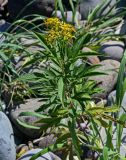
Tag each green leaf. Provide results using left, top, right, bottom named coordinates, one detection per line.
left=30, top=143, right=64, bottom=160
left=16, top=73, right=38, bottom=82
left=117, top=114, right=126, bottom=152
left=19, top=112, right=48, bottom=118
left=57, top=0, right=66, bottom=22
left=58, top=77, right=65, bottom=107
left=103, top=146, right=109, bottom=160
left=68, top=118, right=82, bottom=159
left=87, top=0, right=106, bottom=22
left=72, top=33, right=92, bottom=57
left=17, top=119, right=40, bottom=129
left=116, top=49, right=126, bottom=106
left=105, top=121, right=114, bottom=150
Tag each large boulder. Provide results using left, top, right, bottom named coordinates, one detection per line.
left=116, top=0, right=126, bottom=13
left=100, top=40, right=125, bottom=61
left=53, top=10, right=81, bottom=23
left=0, top=111, right=16, bottom=160
left=8, top=0, right=55, bottom=21
left=90, top=59, right=120, bottom=99
left=0, top=19, right=10, bottom=32
left=18, top=148, right=61, bottom=160
left=108, top=90, right=126, bottom=115
left=10, top=98, right=44, bottom=139
left=79, top=0, right=116, bottom=20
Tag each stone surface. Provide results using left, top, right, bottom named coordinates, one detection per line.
left=108, top=90, right=126, bottom=115
left=0, top=20, right=10, bottom=32
left=90, top=59, right=120, bottom=99
left=100, top=40, right=125, bottom=61
left=115, top=20, right=126, bottom=35
left=82, top=47, right=100, bottom=64
left=18, top=148, right=61, bottom=160
left=38, top=134, right=57, bottom=148
left=116, top=0, right=126, bottom=14
left=16, top=144, right=29, bottom=156
left=0, top=111, right=16, bottom=160
left=53, top=10, right=81, bottom=23
left=101, top=126, right=126, bottom=157
left=107, top=90, right=116, bottom=106
left=88, top=56, right=100, bottom=64
left=79, top=0, right=116, bottom=20
left=0, top=100, right=6, bottom=111
left=107, top=90, right=126, bottom=156
left=10, top=98, right=44, bottom=139
left=8, top=0, right=55, bottom=21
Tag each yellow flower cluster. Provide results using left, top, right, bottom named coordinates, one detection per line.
left=44, top=17, right=61, bottom=30
left=44, top=18, right=76, bottom=43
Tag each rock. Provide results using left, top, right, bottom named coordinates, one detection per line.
left=82, top=47, right=100, bottom=64
left=77, top=20, right=87, bottom=28
left=8, top=0, right=55, bottom=21
left=0, top=111, right=16, bottom=160
left=116, top=0, right=126, bottom=14
left=101, top=125, right=126, bottom=157
left=0, top=100, right=6, bottom=111
left=0, top=20, right=10, bottom=32
left=96, top=99, right=107, bottom=106
left=108, top=90, right=126, bottom=115
left=79, top=0, right=116, bottom=20
left=115, top=20, right=126, bottom=35
left=20, top=37, right=44, bottom=53
left=12, top=123, right=26, bottom=146
left=38, top=134, right=57, bottom=148
left=16, top=144, right=29, bottom=159
left=0, top=33, right=6, bottom=43
left=10, top=98, right=44, bottom=139
left=88, top=56, right=100, bottom=65
left=107, top=90, right=116, bottom=106
left=90, top=59, right=120, bottom=99
left=100, top=41, right=125, bottom=61
left=18, top=148, right=61, bottom=160
left=62, top=0, right=77, bottom=10
left=53, top=10, right=81, bottom=23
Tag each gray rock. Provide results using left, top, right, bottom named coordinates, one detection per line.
left=116, top=0, right=126, bottom=13
left=18, top=148, right=61, bottom=160
left=38, top=134, right=57, bottom=148
left=107, top=90, right=116, bottom=106
left=108, top=90, right=126, bottom=115
left=90, top=59, right=120, bottom=99
left=8, top=0, right=55, bottom=21
left=53, top=10, right=81, bottom=24
left=10, top=98, right=44, bottom=139
left=115, top=20, right=126, bottom=35
left=0, top=33, right=6, bottom=43
left=0, top=100, right=6, bottom=111
left=101, top=126, right=126, bottom=157
left=77, top=20, right=87, bottom=28
left=82, top=47, right=101, bottom=64
left=100, top=41, right=125, bottom=61
left=79, top=0, right=116, bottom=20
left=0, top=20, right=10, bottom=32
left=0, top=111, right=16, bottom=160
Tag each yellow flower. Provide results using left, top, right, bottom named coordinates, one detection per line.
left=44, top=18, right=76, bottom=44
left=44, top=17, right=61, bottom=30
left=45, top=29, right=60, bottom=43
left=60, top=22, right=76, bottom=40
left=60, top=22, right=76, bottom=33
